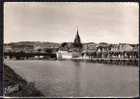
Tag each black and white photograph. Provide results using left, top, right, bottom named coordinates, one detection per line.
left=3, top=2, right=139, bottom=98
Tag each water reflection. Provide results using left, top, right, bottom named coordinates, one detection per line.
left=73, top=61, right=81, bottom=96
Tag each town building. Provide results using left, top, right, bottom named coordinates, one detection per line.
left=118, top=43, right=133, bottom=52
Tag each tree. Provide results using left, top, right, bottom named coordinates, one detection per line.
left=61, top=42, right=67, bottom=47
left=45, top=48, right=53, bottom=53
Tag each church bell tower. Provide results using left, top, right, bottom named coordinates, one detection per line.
left=73, top=26, right=82, bottom=48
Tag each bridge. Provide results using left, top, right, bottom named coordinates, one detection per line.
left=4, top=52, right=57, bottom=60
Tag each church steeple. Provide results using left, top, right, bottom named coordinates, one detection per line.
left=76, top=26, right=79, bottom=35
left=73, top=26, right=82, bottom=48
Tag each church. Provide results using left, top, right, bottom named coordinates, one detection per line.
left=73, top=27, right=82, bottom=52
left=56, top=27, right=83, bottom=59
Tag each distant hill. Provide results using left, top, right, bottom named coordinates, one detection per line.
left=4, top=41, right=138, bottom=50
left=4, top=41, right=61, bottom=48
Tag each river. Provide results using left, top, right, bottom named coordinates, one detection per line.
left=4, top=60, right=139, bottom=97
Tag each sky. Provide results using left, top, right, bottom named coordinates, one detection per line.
left=4, top=2, right=139, bottom=44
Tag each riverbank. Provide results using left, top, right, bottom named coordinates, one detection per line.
left=4, top=64, right=44, bottom=97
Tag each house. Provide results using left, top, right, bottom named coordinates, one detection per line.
left=110, top=44, right=119, bottom=52
left=130, top=44, right=139, bottom=52
left=118, top=43, right=133, bottom=52
left=4, top=44, right=13, bottom=53
left=83, top=42, right=97, bottom=50
left=96, top=42, right=110, bottom=52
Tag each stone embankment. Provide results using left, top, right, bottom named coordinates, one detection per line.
left=70, top=58, right=139, bottom=66
left=4, top=64, right=44, bottom=97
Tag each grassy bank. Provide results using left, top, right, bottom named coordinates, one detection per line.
left=4, top=64, right=44, bottom=97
